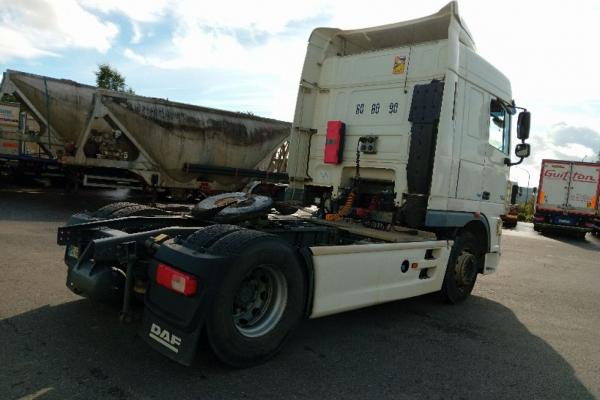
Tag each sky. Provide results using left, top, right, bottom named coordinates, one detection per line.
left=1, top=0, right=599, bottom=188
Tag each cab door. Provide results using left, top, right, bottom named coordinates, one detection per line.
left=456, top=84, right=487, bottom=201
left=482, top=98, right=511, bottom=210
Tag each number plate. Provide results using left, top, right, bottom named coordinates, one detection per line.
left=67, top=245, right=80, bottom=259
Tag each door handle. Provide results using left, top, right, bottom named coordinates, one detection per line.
left=482, top=191, right=490, bottom=200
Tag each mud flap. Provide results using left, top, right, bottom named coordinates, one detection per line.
left=141, top=308, right=203, bottom=366
left=483, top=252, right=500, bottom=274
left=139, top=242, right=231, bottom=365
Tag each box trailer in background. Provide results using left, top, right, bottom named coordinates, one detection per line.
left=534, top=159, right=600, bottom=237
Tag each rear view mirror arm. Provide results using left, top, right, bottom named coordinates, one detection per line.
left=505, top=156, right=525, bottom=167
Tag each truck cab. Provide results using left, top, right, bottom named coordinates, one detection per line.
left=287, top=1, right=530, bottom=274
left=56, top=2, right=531, bottom=368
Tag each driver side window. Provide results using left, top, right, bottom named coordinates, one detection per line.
left=489, top=99, right=510, bottom=153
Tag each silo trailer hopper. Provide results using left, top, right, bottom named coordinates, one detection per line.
left=0, top=70, right=290, bottom=194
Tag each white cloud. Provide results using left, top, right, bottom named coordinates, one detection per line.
left=131, top=22, right=143, bottom=44
left=172, top=0, right=325, bottom=34
left=511, top=122, right=600, bottom=187
left=0, top=0, right=118, bottom=62
left=79, top=0, right=169, bottom=23
left=123, top=0, right=326, bottom=74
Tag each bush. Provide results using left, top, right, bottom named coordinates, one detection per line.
left=515, top=195, right=535, bottom=222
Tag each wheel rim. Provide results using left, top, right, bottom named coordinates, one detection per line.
left=232, top=265, right=288, bottom=338
left=454, top=252, right=477, bottom=291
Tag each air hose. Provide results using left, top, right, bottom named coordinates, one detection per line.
left=325, top=190, right=356, bottom=221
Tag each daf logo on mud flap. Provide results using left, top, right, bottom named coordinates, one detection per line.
left=149, top=323, right=181, bottom=353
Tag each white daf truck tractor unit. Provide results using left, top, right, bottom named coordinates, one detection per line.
left=57, top=2, right=531, bottom=368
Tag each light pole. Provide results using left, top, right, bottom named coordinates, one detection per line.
left=514, top=166, right=530, bottom=203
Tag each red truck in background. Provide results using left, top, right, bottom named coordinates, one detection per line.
left=534, top=159, right=600, bottom=238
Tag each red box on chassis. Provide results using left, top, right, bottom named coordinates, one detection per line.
left=324, top=120, right=345, bottom=164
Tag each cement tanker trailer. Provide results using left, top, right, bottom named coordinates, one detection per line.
left=0, top=70, right=290, bottom=194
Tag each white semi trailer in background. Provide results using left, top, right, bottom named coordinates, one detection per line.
left=534, top=159, right=600, bottom=237
left=57, top=2, right=532, bottom=367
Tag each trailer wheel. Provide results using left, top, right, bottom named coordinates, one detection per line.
left=204, top=231, right=306, bottom=368
left=441, top=231, right=481, bottom=304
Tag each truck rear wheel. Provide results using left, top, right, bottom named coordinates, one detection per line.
left=93, top=202, right=140, bottom=218
left=441, top=231, right=481, bottom=304
left=204, top=230, right=306, bottom=368
left=92, top=202, right=168, bottom=218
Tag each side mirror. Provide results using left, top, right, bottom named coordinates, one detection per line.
left=517, top=111, right=531, bottom=140
left=515, top=143, right=530, bottom=158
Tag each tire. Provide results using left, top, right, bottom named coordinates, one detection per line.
left=184, top=225, right=243, bottom=250
left=110, top=204, right=168, bottom=218
left=92, top=202, right=168, bottom=219
left=274, top=201, right=300, bottom=215
left=203, top=230, right=306, bottom=368
left=192, top=193, right=273, bottom=222
left=92, top=202, right=141, bottom=218
left=441, top=230, right=482, bottom=304
left=503, top=221, right=516, bottom=229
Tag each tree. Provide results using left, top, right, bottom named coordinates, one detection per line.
left=95, top=63, right=134, bottom=94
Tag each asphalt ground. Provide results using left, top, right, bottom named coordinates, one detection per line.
left=1, top=186, right=599, bottom=400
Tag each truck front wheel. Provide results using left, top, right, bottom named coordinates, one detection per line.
left=441, top=231, right=481, bottom=303
left=205, top=232, right=306, bottom=368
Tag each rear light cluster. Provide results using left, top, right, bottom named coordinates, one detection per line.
left=534, top=215, right=545, bottom=222
left=156, top=263, right=198, bottom=296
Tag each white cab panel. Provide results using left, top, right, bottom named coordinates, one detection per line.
left=309, top=240, right=451, bottom=318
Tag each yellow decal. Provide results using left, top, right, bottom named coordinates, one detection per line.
left=392, top=56, right=406, bottom=75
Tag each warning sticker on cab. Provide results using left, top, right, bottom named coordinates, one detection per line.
left=392, top=56, right=406, bottom=75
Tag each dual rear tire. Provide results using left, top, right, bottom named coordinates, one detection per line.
left=182, top=226, right=306, bottom=368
